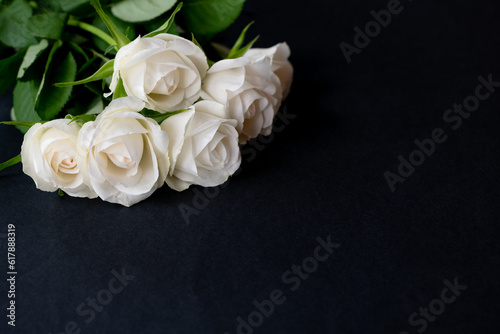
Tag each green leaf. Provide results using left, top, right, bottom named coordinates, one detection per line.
left=85, top=82, right=106, bottom=98
left=17, top=39, right=49, bottom=79
left=68, top=41, right=89, bottom=62
left=51, top=0, right=89, bottom=13
left=144, top=2, right=182, bottom=38
left=89, top=0, right=130, bottom=48
left=66, top=95, right=103, bottom=116
left=111, top=0, right=177, bottom=23
left=36, top=51, right=77, bottom=120
left=55, top=59, right=114, bottom=87
left=13, top=80, right=42, bottom=134
left=0, top=50, right=26, bottom=93
left=33, top=39, right=62, bottom=112
left=182, top=0, right=245, bottom=36
left=86, top=98, right=104, bottom=115
left=0, top=0, right=37, bottom=48
left=0, top=154, right=21, bottom=172
left=26, top=12, right=68, bottom=39
left=112, top=76, right=127, bottom=99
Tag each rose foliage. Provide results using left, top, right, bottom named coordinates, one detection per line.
left=0, top=0, right=293, bottom=206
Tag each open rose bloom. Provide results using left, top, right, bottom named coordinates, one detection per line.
left=161, top=100, right=241, bottom=191
left=21, top=119, right=97, bottom=199
left=77, top=97, right=170, bottom=207
left=19, top=32, right=292, bottom=206
left=202, top=43, right=293, bottom=144
left=107, top=34, right=209, bottom=113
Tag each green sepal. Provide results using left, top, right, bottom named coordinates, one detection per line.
left=227, top=22, right=259, bottom=59
left=65, top=113, right=97, bottom=126
left=191, top=33, right=214, bottom=65
left=0, top=154, right=22, bottom=172
left=112, top=76, right=127, bottom=99
left=0, top=121, right=39, bottom=128
left=141, top=108, right=188, bottom=124
left=104, top=44, right=117, bottom=55
left=229, top=35, right=259, bottom=59
left=227, top=22, right=253, bottom=57
left=55, top=59, right=114, bottom=87
left=144, top=2, right=183, bottom=38
left=191, top=33, right=203, bottom=51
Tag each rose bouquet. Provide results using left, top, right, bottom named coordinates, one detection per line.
left=0, top=0, right=292, bottom=206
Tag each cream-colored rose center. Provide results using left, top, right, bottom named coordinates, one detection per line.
left=247, top=102, right=257, bottom=117
left=153, top=70, right=180, bottom=95
left=104, top=142, right=137, bottom=169
left=210, top=142, right=227, bottom=166
left=108, top=153, right=136, bottom=169
left=99, top=136, right=144, bottom=176
left=45, top=139, right=79, bottom=175
left=59, top=157, right=77, bottom=173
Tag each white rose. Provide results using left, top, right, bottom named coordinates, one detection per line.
left=108, top=34, right=209, bottom=113
left=161, top=100, right=241, bottom=191
left=78, top=97, right=169, bottom=207
left=244, top=42, right=293, bottom=99
left=201, top=56, right=282, bottom=144
left=21, top=119, right=96, bottom=198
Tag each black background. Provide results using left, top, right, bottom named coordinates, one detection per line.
left=1, top=0, right=500, bottom=333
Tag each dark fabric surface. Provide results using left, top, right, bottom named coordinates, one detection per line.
left=1, top=0, right=499, bottom=333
